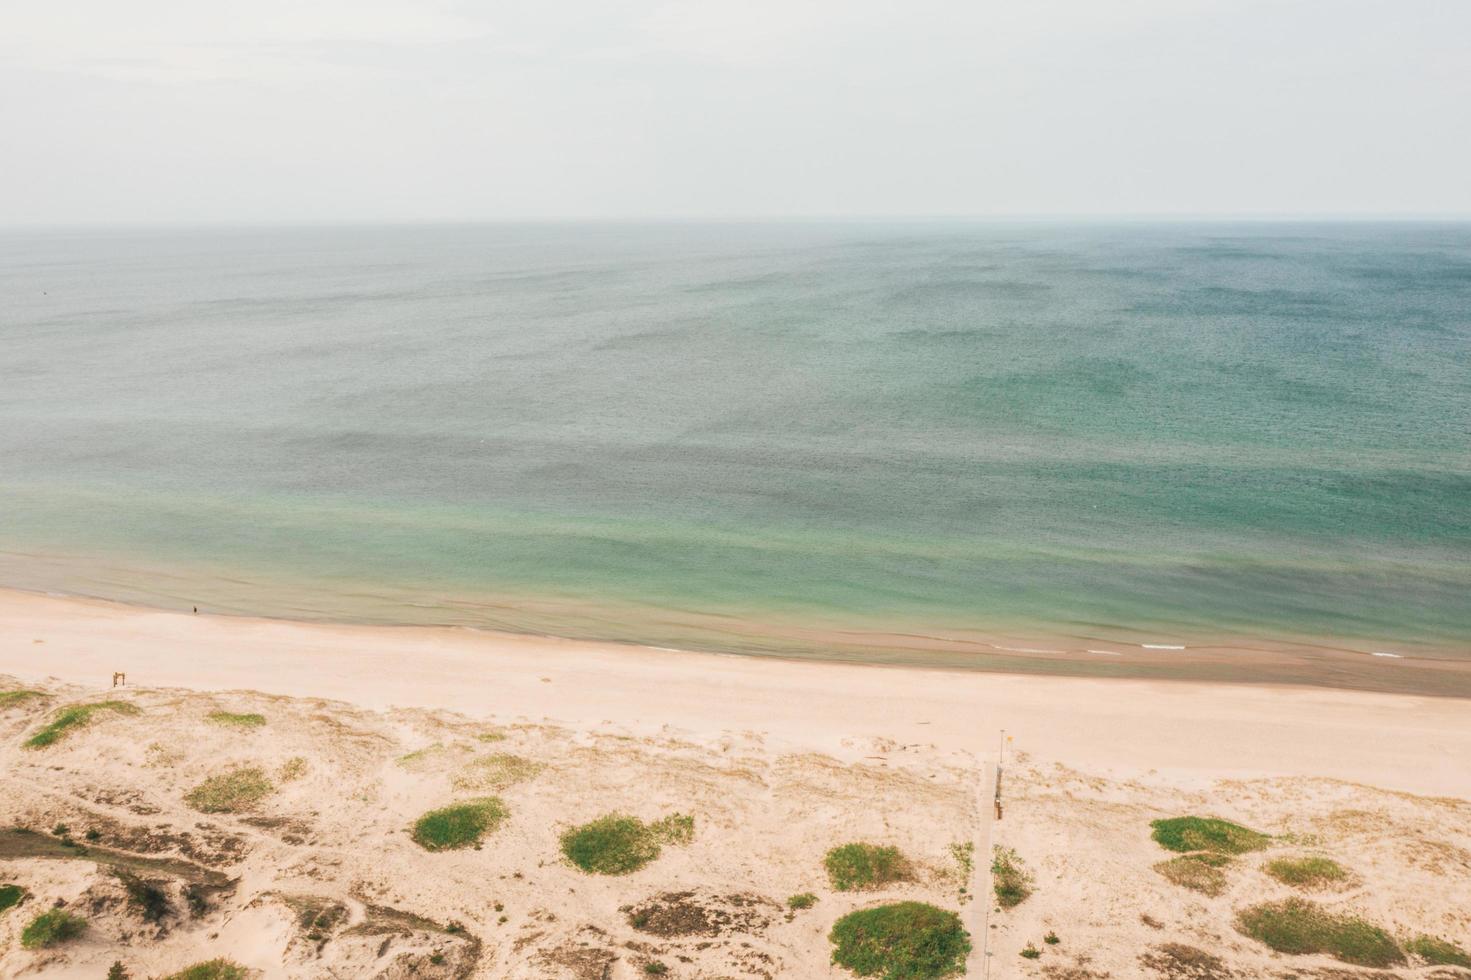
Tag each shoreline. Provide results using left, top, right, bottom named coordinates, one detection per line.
left=3, top=577, right=1470, bottom=699
left=3, top=587, right=1470, bottom=797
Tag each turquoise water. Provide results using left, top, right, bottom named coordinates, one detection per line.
left=1, top=222, right=1468, bottom=659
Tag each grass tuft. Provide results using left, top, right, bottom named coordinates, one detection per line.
left=184, top=766, right=274, bottom=813
left=206, top=711, right=266, bottom=729
left=1264, top=856, right=1348, bottom=889
left=0, top=689, right=48, bottom=709
left=1150, top=816, right=1268, bottom=855
left=278, top=757, right=308, bottom=782
left=824, top=842, right=912, bottom=892
left=1235, top=897, right=1403, bottom=967
left=1405, top=935, right=1471, bottom=968
left=451, top=753, right=545, bottom=792
left=787, top=892, right=818, bottom=910
left=25, top=700, right=140, bottom=749
left=0, top=883, right=27, bottom=912
left=160, top=960, right=250, bottom=980
left=21, top=908, right=87, bottom=948
left=991, top=846, right=1033, bottom=908
left=829, top=901, right=971, bottom=979
left=1153, top=853, right=1231, bottom=896
left=560, top=813, right=694, bottom=875
left=411, top=798, right=508, bottom=851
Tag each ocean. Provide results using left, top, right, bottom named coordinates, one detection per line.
left=1, top=222, right=1468, bottom=664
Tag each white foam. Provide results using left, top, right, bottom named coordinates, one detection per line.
left=1370, top=651, right=1403, bottom=659
left=1142, top=643, right=1185, bottom=650
left=1086, top=649, right=1122, bottom=656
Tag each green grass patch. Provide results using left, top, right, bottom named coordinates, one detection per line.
left=1150, top=816, right=1268, bottom=855
left=1153, top=853, right=1231, bottom=896
left=184, top=766, right=274, bottom=813
left=560, top=812, right=694, bottom=875
left=25, top=700, right=140, bottom=749
left=1264, top=856, right=1348, bottom=889
left=0, top=689, right=48, bottom=709
left=21, top=908, right=87, bottom=948
left=0, top=883, right=26, bottom=912
left=451, top=753, right=545, bottom=791
left=206, top=710, right=265, bottom=729
left=991, top=846, right=1032, bottom=908
left=160, top=960, right=250, bottom=980
left=1406, top=935, right=1471, bottom=968
left=411, top=798, right=508, bottom=851
left=787, top=892, right=818, bottom=910
left=829, top=901, right=971, bottom=980
left=1235, top=898, right=1403, bottom=968
left=824, top=843, right=913, bottom=891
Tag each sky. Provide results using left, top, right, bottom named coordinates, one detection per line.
left=1, top=0, right=1468, bottom=224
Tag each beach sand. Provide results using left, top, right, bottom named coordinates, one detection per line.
left=1, top=589, right=1469, bottom=977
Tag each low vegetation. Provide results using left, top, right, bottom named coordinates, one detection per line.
left=1405, top=935, right=1471, bottom=968
left=161, top=960, right=251, bottom=980
left=1153, top=852, right=1231, bottom=896
left=0, top=689, right=47, bottom=708
left=278, top=757, right=308, bottom=782
left=206, top=710, right=266, bottom=729
left=1020, top=944, right=1040, bottom=959
left=824, top=842, right=913, bottom=891
left=0, top=883, right=26, bottom=912
left=20, top=908, right=87, bottom=948
left=991, top=846, right=1033, bottom=908
left=560, top=812, right=695, bottom=875
left=412, top=797, right=508, bottom=851
left=829, top=902, right=971, bottom=979
left=1235, top=897, right=1403, bottom=968
left=25, top=700, right=140, bottom=748
left=1150, top=816, right=1268, bottom=854
left=1264, top=855, right=1348, bottom=888
left=184, top=766, right=274, bottom=813
left=451, top=753, right=545, bottom=791
left=116, top=869, right=171, bottom=923
left=787, top=892, right=818, bottom=910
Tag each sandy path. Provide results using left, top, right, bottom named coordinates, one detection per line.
left=2, top=588, right=1468, bottom=798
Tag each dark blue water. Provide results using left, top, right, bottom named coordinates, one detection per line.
left=1, top=222, right=1467, bottom=660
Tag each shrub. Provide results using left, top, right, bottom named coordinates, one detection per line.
left=1020, top=944, right=1041, bottom=959
left=1406, top=935, right=1471, bottom=967
left=25, top=700, right=140, bottom=748
left=0, top=883, right=27, bottom=912
left=991, top=847, right=1032, bottom=908
left=824, top=843, right=912, bottom=891
left=115, top=869, right=171, bottom=923
left=1150, top=816, right=1268, bottom=855
left=1264, top=856, right=1348, bottom=888
left=1235, top=898, right=1403, bottom=967
left=644, top=963, right=669, bottom=975
left=830, top=902, right=971, bottom=979
left=560, top=813, right=693, bottom=875
left=1044, top=931, right=1060, bottom=945
left=787, top=892, right=818, bottom=910
left=412, top=798, right=508, bottom=851
left=206, top=711, right=265, bottom=729
left=108, top=963, right=131, bottom=980
left=185, top=767, right=273, bottom=813
left=160, top=960, right=250, bottom=980
left=1153, top=853, right=1231, bottom=896
left=20, top=908, right=87, bottom=948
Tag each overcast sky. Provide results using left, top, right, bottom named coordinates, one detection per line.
left=2, top=0, right=1468, bottom=224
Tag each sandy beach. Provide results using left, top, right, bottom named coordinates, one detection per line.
left=2, top=589, right=1469, bottom=978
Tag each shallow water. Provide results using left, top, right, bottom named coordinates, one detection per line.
left=1, top=222, right=1467, bottom=660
